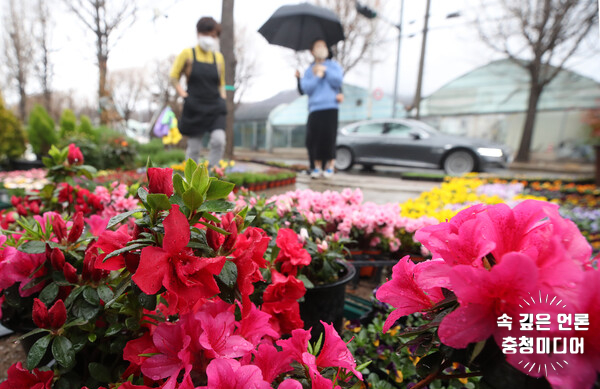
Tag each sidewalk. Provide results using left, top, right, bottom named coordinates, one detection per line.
left=233, top=147, right=594, bottom=178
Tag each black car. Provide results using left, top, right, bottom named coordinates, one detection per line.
left=334, top=118, right=511, bottom=175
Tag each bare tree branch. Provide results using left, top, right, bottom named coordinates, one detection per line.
left=475, top=0, right=599, bottom=161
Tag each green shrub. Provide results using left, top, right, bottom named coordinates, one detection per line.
left=0, top=92, right=26, bottom=162
left=136, top=138, right=185, bottom=167
left=78, top=115, right=94, bottom=137
left=27, top=104, right=57, bottom=157
left=59, top=109, right=77, bottom=138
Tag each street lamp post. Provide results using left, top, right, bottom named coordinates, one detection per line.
left=356, top=1, right=404, bottom=118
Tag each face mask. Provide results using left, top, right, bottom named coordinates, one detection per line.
left=313, top=47, right=328, bottom=60
left=198, top=36, right=217, bottom=52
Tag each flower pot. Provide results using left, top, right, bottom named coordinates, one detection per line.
left=359, top=249, right=381, bottom=277
left=299, top=261, right=356, bottom=340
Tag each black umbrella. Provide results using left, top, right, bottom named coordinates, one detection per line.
left=258, top=2, right=344, bottom=51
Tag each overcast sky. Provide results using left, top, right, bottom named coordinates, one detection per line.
left=2, top=0, right=599, bottom=107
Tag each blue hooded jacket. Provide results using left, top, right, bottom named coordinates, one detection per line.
left=301, top=60, right=344, bottom=113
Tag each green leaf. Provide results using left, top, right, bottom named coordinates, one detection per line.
left=42, top=156, right=53, bottom=167
left=64, top=286, right=84, bottom=307
left=88, top=333, right=97, bottom=342
left=205, top=180, right=235, bottom=200
left=18, top=240, right=46, bottom=254
left=83, top=287, right=100, bottom=305
left=39, top=283, right=59, bottom=305
left=173, top=173, right=186, bottom=195
left=138, top=187, right=149, bottom=206
left=296, top=274, right=315, bottom=289
left=197, top=221, right=229, bottom=235
left=313, top=333, right=324, bottom=355
left=26, top=334, right=52, bottom=370
left=147, top=193, right=171, bottom=211
left=105, top=279, right=131, bottom=308
left=102, top=243, right=148, bottom=262
left=217, top=260, right=237, bottom=288
left=78, top=164, right=97, bottom=174
left=97, top=284, right=114, bottom=303
left=72, top=300, right=100, bottom=321
left=201, top=212, right=220, bottom=224
left=18, top=328, right=48, bottom=341
left=184, top=158, right=198, bottom=183
left=107, top=208, right=144, bottom=229
left=198, top=199, right=235, bottom=213
left=52, top=336, right=75, bottom=368
left=416, top=352, right=443, bottom=378
left=138, top=292, right=157, bottom=311
left=89, top=362, right=112, bottom=383
left=105, top=323, right=124, bottom=337
left=470, top=339, right=487, bottom=364
left=182, top=188, right=204, bottom=211
left=146, top=156, right=154, bottom=169
left=125, top=317, right=140, bottom=331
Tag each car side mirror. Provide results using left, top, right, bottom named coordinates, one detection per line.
left=409, top=130, right=421, bottom=140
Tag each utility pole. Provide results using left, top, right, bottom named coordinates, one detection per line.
left=356, top=1, right=404, bottom=118
left=412, top=0, right=431, bottom=119
left=391, top=0, right=404, bottom=118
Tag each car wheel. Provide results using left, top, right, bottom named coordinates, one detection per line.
left=335, top=147, right=354, bottom=171
left=443, top=150, right=475, bottom=175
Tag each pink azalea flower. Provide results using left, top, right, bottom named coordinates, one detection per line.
left=316, top=321, right=363, bottom=380
left=141, top=323, right=193, bottom=389
left=375, top=256, right=445, bottom=332
left=438, top=253, right=539, bottom=349
left=199, top=358, right=271, bottom=389
left=236, top=303, right=279, bottom=345
left=276, top=328, right=312, bottom=363
left=85, top=215, right=110, bottom=237
left=251, top=343, right=293, bottom=382
left=197, top=311, right=254, bottom=359
left=278, top=380, right=303, bottom=389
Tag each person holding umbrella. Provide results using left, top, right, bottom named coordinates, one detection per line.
left=258, top=3, right=346, bottom=177
left=301, top=39, right=344, bottom=178
left=169, top=16, right=227, bottom=167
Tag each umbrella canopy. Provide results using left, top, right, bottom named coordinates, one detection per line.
left=258, top=2, right=344, bottom=51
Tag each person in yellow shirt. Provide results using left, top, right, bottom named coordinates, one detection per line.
left=170, top=16, right=227, bottom=167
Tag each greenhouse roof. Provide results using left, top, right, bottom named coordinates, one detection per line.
left=419, top=59, right=600, bottom=116
left=269, top=83, right=406, bottom=127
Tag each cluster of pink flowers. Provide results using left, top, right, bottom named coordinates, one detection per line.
left=377, top=200, right=599, bottom=389
left=233, top=188, right=438, bottom=253
left=93, top=182, right=140, bottom=219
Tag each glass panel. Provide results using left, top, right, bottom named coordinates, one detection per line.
left=354, top=123, right=383, bottom=134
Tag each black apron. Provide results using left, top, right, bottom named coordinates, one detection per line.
left=179, top=48, right=227, bottom=136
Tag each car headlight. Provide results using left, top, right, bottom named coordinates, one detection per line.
left=477, top=147, right=503, bottom=158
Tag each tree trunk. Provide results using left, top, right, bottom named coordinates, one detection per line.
left=99, top=55, right=109, bottom=125
left=18, top=81, right=27, bottom=122
left=221, top=0, right=236, bottom=159
left=515, top=82, right=543, bottom=162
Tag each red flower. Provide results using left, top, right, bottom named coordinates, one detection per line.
left=50, top=248, right=65, bottom=270
left=262, top=299, right=304, bottom=335
left=0, top=362, right=53, bottom=389
left=57, top=183, right=74, bottom=204
left=263, top=270, right=305, bottom=303
left=68, top=143, right=84, bottom=165
left=147, top=167, right=174, bottom=197
left=51, top=214, right=68, bottom=243
left=132, top=205, right=226, bottom=308
left=206, top=213, right=238, bottom=253
left=82, top=245, right=109, bottom=283
left=316, top=321, right=363, bottom=380
left=275, top=228, right=311, bottom=276
left=32, top=298, right=67, bottom=329
left=94, top=226, right=132, bottom=271
left=67, top=212, right=84, bottom=244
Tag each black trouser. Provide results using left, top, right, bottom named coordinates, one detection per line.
left=306, top=109, right=338, bottom=169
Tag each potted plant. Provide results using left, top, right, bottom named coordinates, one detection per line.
left=0, top=154, right=365, bottom=388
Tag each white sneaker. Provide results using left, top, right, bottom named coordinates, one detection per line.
left=310, top=168, right=322, bottom=179
left=323, top=169, right=334, bottom=178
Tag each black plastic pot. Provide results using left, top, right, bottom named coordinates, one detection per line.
left=299, top=260, right=356, bottom=340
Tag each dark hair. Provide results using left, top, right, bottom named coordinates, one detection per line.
left=196, top=17, right=221, bottom=36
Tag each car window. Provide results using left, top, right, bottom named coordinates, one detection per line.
left=353, top=123, right=384, bottom=135
left=384, top=123, right=412, bottom=137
